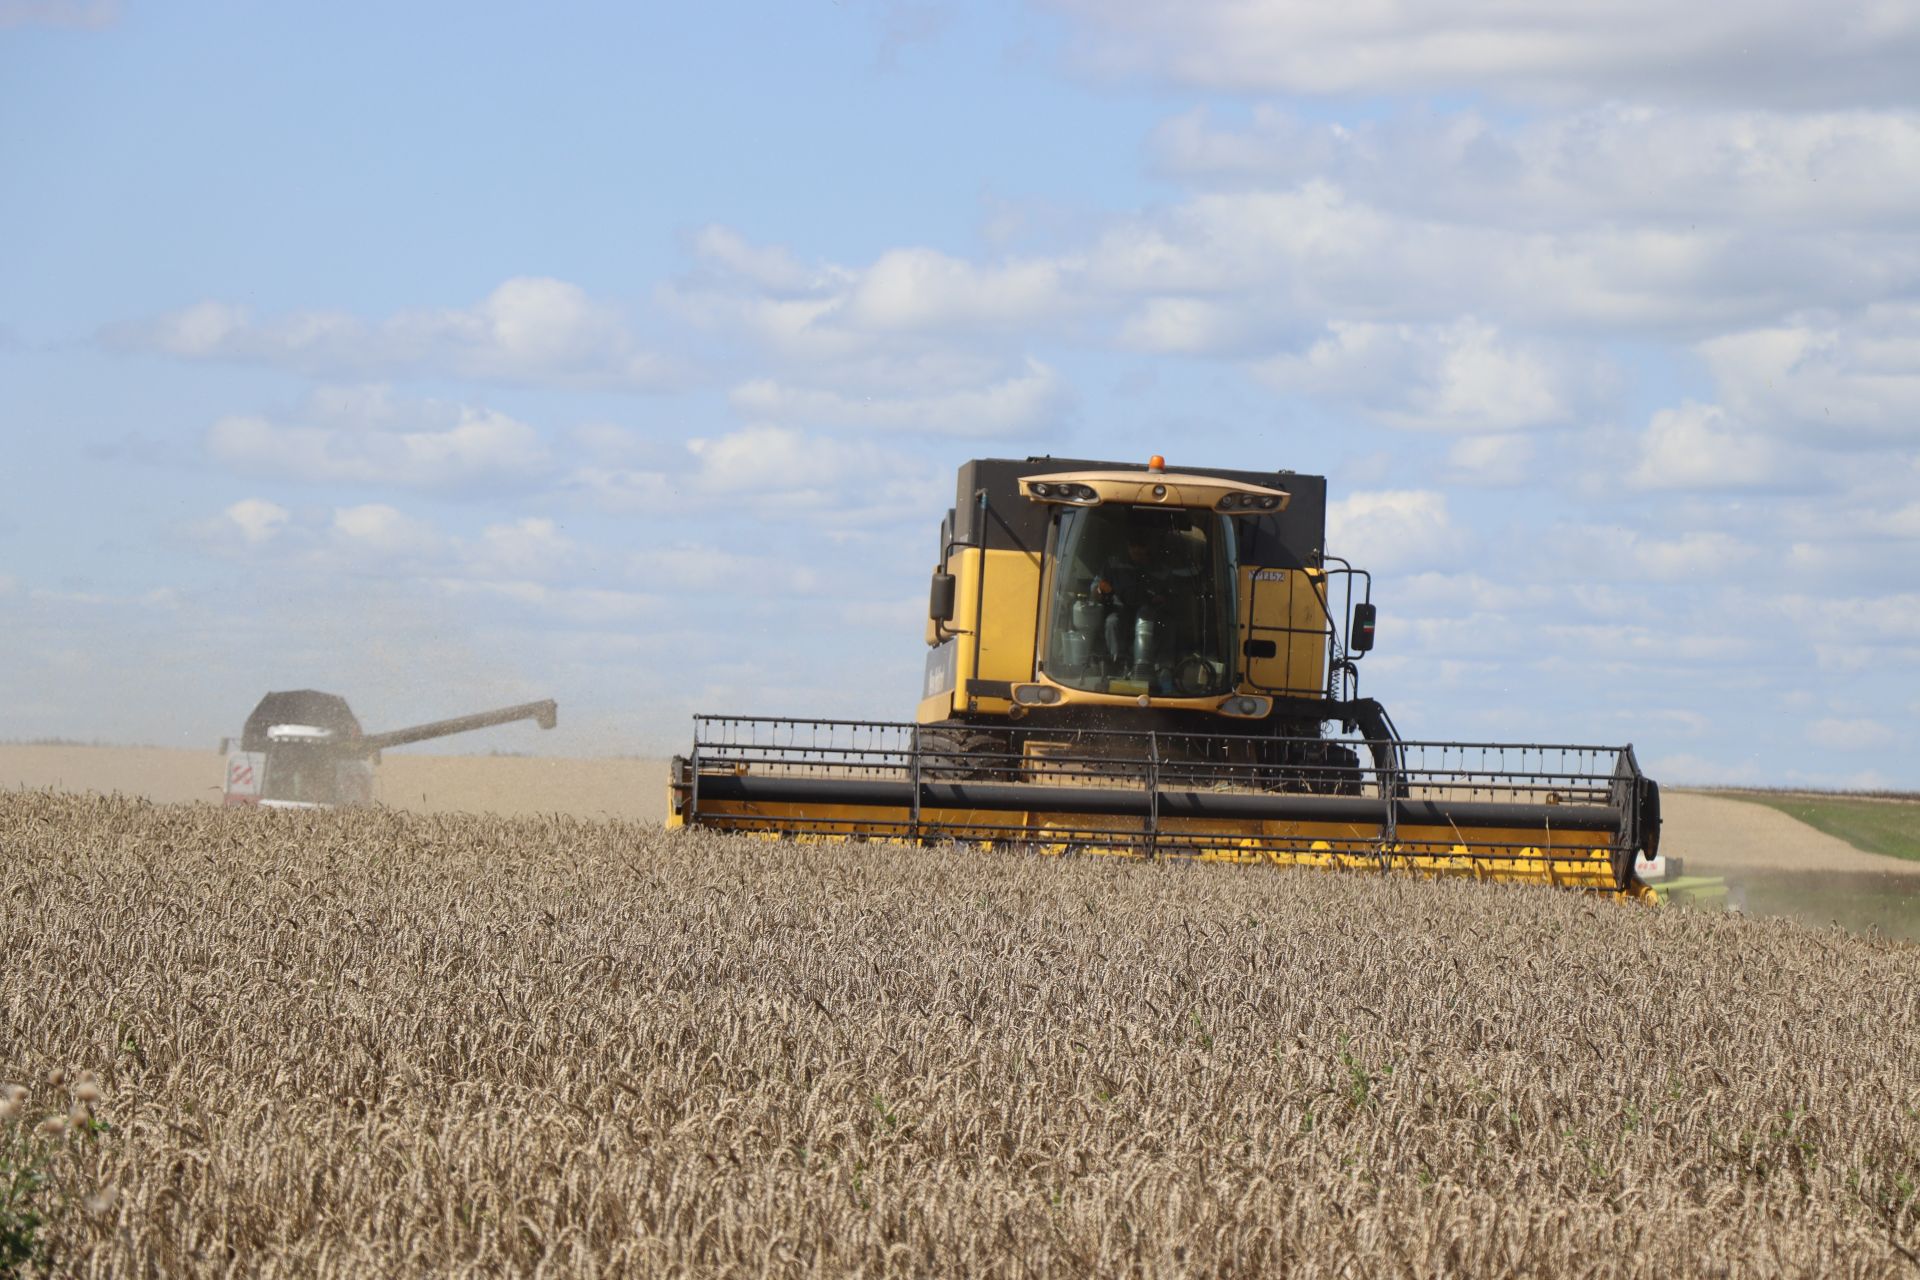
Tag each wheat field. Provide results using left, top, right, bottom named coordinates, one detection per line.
left=5, top=791, right=1920, bottom=1277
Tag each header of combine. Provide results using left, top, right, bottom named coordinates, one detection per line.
left=672, top=454, right=1660, bottom=897
left=223, top=691, right=557, bottom=809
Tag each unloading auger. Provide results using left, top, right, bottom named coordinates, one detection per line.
left=669, top=456, right=1660, bottom=897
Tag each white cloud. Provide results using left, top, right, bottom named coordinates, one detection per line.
left=1445, top=435, right=1533, bottom=486
left=569, top=466, right=679, bottom=513
left=673, top=232, right=1074, bottom=381
left=689, top=225, right=843, bottom=295
left=1053, top=1, right=1920, bottom=107
left=1699, top=309, right=1920, bottom=447
left=1629, top=402, right=1780, bottom=491
left=1777, top=593, right=1920, bottom=645
left=845, top=248, right=1066, bottom=332
left=0, top=0, right=116, bottom=28
left=571, top=425, right=943, bottom=528
left=1808, top=717, right=1899, bottom=750
left=1068, top=183, right=1861, bottom=341
left=1255, top=319, right=1590, bottom=432
left=113, top=278, right=678, bottom=390
left=206, top=395, right=549, bottom=491
left=728, top=359, right=1066, bottom=436
left=673, top=186, right=1910, bottom=396
left=1325, top=490, right=1467, bottom=573
left=684, top=426, right=894, bottom=499
left=1151, top=105, right=1920, bottom=231
left=1622, top=531, right=1757, bottom=581
left=1116, top=297, right=1245, bottom=354
left=224, top=499, right=289, bottom=545
left=328, top=504, right=444, bottom=561
left=1874, top=503, right=1920, bottom=539
left=568, top=422, right=669, bottom=467
left=468, top=518, right=577, bottom=580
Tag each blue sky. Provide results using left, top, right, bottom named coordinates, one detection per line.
left=4, top=0, right=1918, bottom=786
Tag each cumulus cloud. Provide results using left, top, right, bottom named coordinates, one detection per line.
left=1445, top=435, right=1534, bottom=486
left=672, top=230, right=1074, bottom=381
left=1699, top=308, right=1920, bottom=447
left=205, top=389, right=550, bottom=491
left=224, top=499, right=290, bottom=545
left=1325, top=490, right=1468, bottom=574
left=1151, top=105, right=1920, bottom=231
left=1620, top=530, right=1757, bottom=581
left=843, top=249, right=1067, bottom=332
left=1629, top=402, right=1781, bottom=491
left=328, top=504, right=445, bottom=562
left=728, top=359, right=1066, bottom=436
left=1081, top=183, right=1873, bottom=340
left=1776, top=592, right=1920, bottom=646
left=1255, top=319, right=1596, bottom=432
left=111, top=278, right=678, bottom=390
left=1052, top=1, right=1920, bottom=107
left=1116, top=297, right=1248, bottom=354
left=1872, top=503, right=1920, bottom=539
left=676, top=183, right=1910, bottom=396
left=571, top=425, right=943, bottom=528
left=687, top=225, right=839, bottom=295
left=467, top=518, right=578, bottom=580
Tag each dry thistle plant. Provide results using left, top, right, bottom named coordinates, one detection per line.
left=2, top=1067, right=114, bottom=1276
left=4, top=789, right=1919, bottom=1277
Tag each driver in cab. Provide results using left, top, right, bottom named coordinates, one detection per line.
left=1093, top=529, right=1179, bottom=671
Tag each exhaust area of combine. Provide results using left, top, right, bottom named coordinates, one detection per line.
left=670, top=454, right=1661, bottom=897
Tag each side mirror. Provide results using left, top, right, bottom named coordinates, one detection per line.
left=1350, top=602, right=1377, bottom=653
left=929, top=571, right=957, bottom=623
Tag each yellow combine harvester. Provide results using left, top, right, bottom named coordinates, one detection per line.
left=670, top=455, right=1661, bottom=896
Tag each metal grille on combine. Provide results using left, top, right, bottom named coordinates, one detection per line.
left=672, top=716, right=1650, bottom=892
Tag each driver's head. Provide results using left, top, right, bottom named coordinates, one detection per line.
left=1125, top=534, right=1152, bottom=563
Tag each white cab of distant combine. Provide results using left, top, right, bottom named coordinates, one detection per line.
left=223, top=723, right=372, bottom=809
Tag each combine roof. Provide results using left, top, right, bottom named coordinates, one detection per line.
left=239, top=690, right=363, bottom=752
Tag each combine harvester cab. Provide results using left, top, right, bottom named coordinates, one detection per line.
left=222, top=690, right=557, bottom=809
left=670, top=456, right=1661, bottom=897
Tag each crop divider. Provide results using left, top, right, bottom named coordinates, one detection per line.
left=1145, top=731, right=1161, bottom=859
left=908, top=724, right=923, bottom=843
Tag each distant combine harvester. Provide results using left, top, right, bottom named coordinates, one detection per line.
left=221, top=690, right=557, bottom=809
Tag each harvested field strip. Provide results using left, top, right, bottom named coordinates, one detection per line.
left=1714, top=791, right=1920, bottom=863
left=4, top=792, right=1920, bottom=1276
